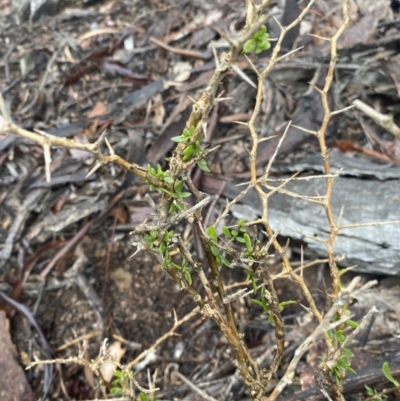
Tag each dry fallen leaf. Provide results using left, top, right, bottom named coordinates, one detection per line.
left=172, top=61, right=192, bottom=83
left=87, top=102, right=108, bottom=119
left=99, top=341, right=126, bottom=395
left=110, top=206, right=128, bottom=224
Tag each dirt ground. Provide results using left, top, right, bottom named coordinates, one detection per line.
left=1, top=0, right=400, bottom=400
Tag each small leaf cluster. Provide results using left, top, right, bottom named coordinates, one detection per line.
left=146, top=164, right=192, bottom=213
left=332, top=347, right=356, bottom=385
left=110, top=369, right=135, bottom=395
left=171, top=126, right=195, bottom=144
left=171, top=126, right=210, bottom=172
left=146, top=164, right=174, bottom=188
left=325, top=327, right=357, bottom=385
left=171, top=259, right=192, bottom=285
left=208, top=219, right=260, bottom=269
left=160, top=179, right=192, bottom=213
left=365, top=385, right=387, bottom=401
left=144, top=230, right=158, bottom=249
left=206, top=226, right=231, bottom=268
left=159, top=230, right=174, bottom=269
left=222, top=219, right=254, bottom=259
left=242, top=26, right=271, bottom=55
left=252, top=287, right=295, bottom=324
left=144, top=230, right=192, bottom=283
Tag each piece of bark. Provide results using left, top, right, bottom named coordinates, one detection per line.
left=201, top=154, right=400, bottom=275
left=111, top=79, right=165, bottom=125
left=26, top=198, right=109, bottom=243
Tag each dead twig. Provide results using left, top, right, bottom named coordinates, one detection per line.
left=353, top=99, right=400, bottom=140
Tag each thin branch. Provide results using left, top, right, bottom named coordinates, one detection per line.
left=353, top=99, right=400, bottom=140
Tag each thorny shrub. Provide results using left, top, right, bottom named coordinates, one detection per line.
left=1, top=0, right=398, bottom=400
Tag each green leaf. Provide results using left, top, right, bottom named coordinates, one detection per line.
left=145, top=239, right=154, bottom=249
left=242, top=27, right=270, bottom=55
left=243, top=39, right=256, bottom=54
left=221, top=254, right=231, bottom=268
left=252, top=299, right=264, bottom=308
left=171, top=263, right=181, bottom=270
left=183, top=126, right=195, bottom=137
left=174, top=180, right=185, bottom=193
left=344, top=319, right=359, bottom=329
left=222, top=226, right=232, bottom=238
left=184, top=270, right=192, bottom=285
left=180, top=192, right=192, bottom=198
left=243, top=233, right=252, bottom=251
left=171, top=135, right=186, bottom=142
left=110, top=387, right=123, bottom=395
left=238, top=218, right=246, bottom=227
left=336, top=330, right=345, bottom=343
left=231, top=230, right=238, bottom=237
left=139, top=393, right=149, bottom=401
left=252, top=277, right=258, bottom=294
left=254, top=26, right=266, bottom=38
left=279, top=300, right=296, bottom=307
left=159, top=242, right=167, bottom=254
left=255, top=39, right=270, bottom=54
left=236, top=236, right=246, bottom=243
left=147, top=164, right=156, bottom=175
left=215, top=254, right=222, bottom=266
left=197, top=159, right=211, bottom=172
left=183, top=145, right=195, bottom=161
left=382, top=362, right=400, bottom=386
left=211, top=245, right=220, bottom=257
left=173, top=200, right=185, bottom=211
left=365, top=385, right=374, bottom=396
left=343, top=349, right=354, bottom=358
left=158, top=187, right=179, bottom=198
left=163, top=174, right=174, bottom=184
left=163, top=231, right=172, bottom=242
left=207, top=226, right=218, bottom=242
